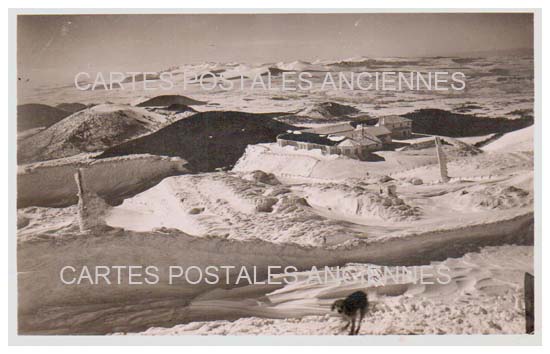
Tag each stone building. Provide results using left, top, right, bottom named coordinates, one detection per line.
left=376, top=115, right=413, bottom=139
left=276, top=130, right=382, bottom=157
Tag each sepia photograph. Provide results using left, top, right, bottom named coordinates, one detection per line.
left=11, top=10, right=538, bottom=343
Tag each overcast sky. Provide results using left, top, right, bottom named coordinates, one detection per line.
left=18, top=13, right=533, bottom=82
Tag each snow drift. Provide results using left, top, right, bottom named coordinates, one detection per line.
left=17, top=210, right=532, bottom=334
left=483, top=125, right=534, bottom=152
left=139, top=245, right=533, bottom=335
left=233, top=143, right=440, bottom=181
left=441, top=185, right=532, bottom=211
left=105, top=174, right=363, bottom=245
left=17, top=154, right=189, bottom=208
left=303, top=184, right=422, bottom=221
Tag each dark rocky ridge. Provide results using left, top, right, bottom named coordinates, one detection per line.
left=136, top=95, right=207, bottom=107
left=402, top=109, right=533, bottom=137
left=55, top=102, right=88, bottom=113
left=97, top=111, right=296, bottom=172
left=17, top=104, right=72, bottom=132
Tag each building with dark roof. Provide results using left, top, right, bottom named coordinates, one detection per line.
left=355, top=124, right=392, bottom=144
left=376, top=115, right=413, bottom=139
left=276, top=130, right=382, bottom=157
left=304, top=121, right=394, bottom=144
left=303, top=122, right=356, bottom=136
left=278, top=114, right=414, bottom=157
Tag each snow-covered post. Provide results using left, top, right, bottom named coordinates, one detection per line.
left=74, top=168, right=89, bottom=232
left=386, top=184, right=397, bottom=197
left=435, top=137, right=450, bottom=183
left=74, top=168, right=108, bottom=232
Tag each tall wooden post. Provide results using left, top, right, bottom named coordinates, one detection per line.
left=525, top=272, right=534, bottom=334
left=74, top=168, right=108, bottom=232
left=435, top=137, right=450, bottom=183
left=74, top=168, right=88, bottom=233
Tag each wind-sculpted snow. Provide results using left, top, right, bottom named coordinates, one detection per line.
left=106, top=173, right=364, bottom=245
left=17, top=211, right=533, bottom=334
left=234, top=143, right=441, bottom=181
left=138, top=245, right=532, bottom=335
left=303, top=183, right=422, bottom=221
left=483, top=125, right=534, bottom=152
left=440, top=185, right=532, bottom=211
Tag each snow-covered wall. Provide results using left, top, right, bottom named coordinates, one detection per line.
left=17, top=154, right=189, bottom=208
